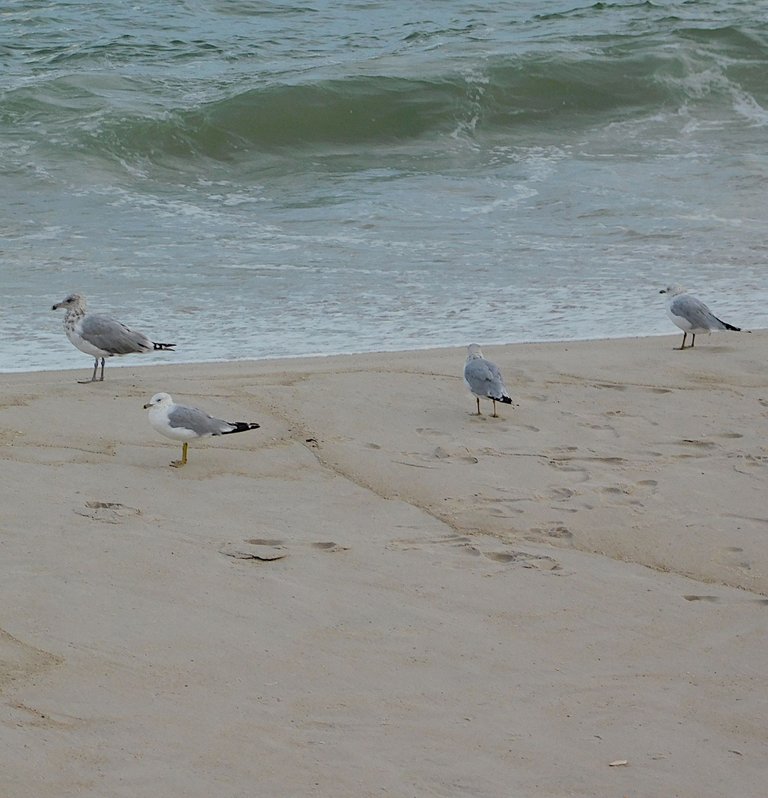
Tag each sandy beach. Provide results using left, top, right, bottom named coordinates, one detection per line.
left=2, top=332, right=767, bottom=797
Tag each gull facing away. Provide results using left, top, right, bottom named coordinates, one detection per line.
left=52, top=293, right=176, bottom=383
left=463, top=344, right=513, bottom=418
left=659, top=285, right=742, bottom=350
left=144, top=392, right=260, bottom=468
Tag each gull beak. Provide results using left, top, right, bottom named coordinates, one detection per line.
left=143, top=402, right=152, bottom=409
left=52, top=303, right=60, bottom=310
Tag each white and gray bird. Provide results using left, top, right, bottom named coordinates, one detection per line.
left=463, top=344, right=513, bottom=417
left=52, top=293, right=176, bottom=383
left=659, top=285, right=741, bottom=350
left=143, top=392, right=260, bottom=468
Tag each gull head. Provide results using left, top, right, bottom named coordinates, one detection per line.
left=143, top=392, right=173, bottom=410
left=52, top=293, right=86, bottom=311
left=659, top=285, right=686, bottom=297
left=466, top=343, right=484, bottom=360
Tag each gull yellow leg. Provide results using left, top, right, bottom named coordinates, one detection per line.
left=171, top=441, right=188, bottom=468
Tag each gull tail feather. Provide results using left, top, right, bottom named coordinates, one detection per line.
left=716, top=319, right=741, bottom=332
left=221, top=422, right=260, bottom=435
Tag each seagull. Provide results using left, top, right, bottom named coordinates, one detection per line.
left=659, top=285, right=741, bottom=350
left=463, top=344, right=513, bottom=417
left=143, top=392, right=260, bottom=468
left=52, top=293, right=176, bottom=383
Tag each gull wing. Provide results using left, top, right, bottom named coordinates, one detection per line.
left=79, top=314, right=154, bottom=355
left=166, top=405, right=233, bottom=437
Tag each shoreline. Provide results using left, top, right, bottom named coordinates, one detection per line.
left=3, top=331, right=767, bottom=796
left=0, top=328, right=693, bottom=376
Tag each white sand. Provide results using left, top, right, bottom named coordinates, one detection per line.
left=1, top=332, right=767, bottom=797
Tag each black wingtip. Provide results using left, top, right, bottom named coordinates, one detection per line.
left=153, top=342, right=176, bottom=351
left=222, top=422, right=260, bottom=435
left=499, top=396, right=513, bottom=404
left=713, top=315, right=741, bottom=332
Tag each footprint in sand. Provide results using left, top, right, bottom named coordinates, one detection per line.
left=219, top=538, right=350, bottom=562
left=387, top=535, right=561, bottom=571
left=677, top=439, right=717, bottom=450
left=416, top=427, right=451, bottom=438
left=387, top=534, right=473, bottom=552
left=596, top=479, right=658, bottom=507
left=739, top=455, right=768, bottom=468
left=527, top=524, right=574, bottom=542
left=74, top=501, right=141, bottom=524
left=311, top=541, right=350, bottom=552
left=600, top=479, right=658, bottom=495
left=546, top=460, right=590, bottom=481
left=578, top=422, right=618, bottom=437
left=441, top=493, right=527, bottom=522
left=714, top=546, right=753, bottom=573
left=432, top=445, right=479, bottom=464
left=392, top=444, right=480, bottom=468
left=550, top=487, right=577, bottom=501
left=467, top=495, right=526, bottom=518
left=544, top=487, right=580, bottom=513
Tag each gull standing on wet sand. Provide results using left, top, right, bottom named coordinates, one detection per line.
left=659, top=285, right=742, bottom=350
left=144, top=392, right=260, bottom=468
left=52, top=293, right=176, bottom=382
left=463, top=344, right=513, bottom=417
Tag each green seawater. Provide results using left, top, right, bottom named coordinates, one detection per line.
left=2, top=1, right=767, bottom=369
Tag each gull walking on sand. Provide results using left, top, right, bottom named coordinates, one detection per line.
left=659, top=285, right=742, bottom=350
left=52, top=293, right=176, bottom=383
left=144, top=392, right=260, bottom=468
left=463, top=344, right=513, bottom=418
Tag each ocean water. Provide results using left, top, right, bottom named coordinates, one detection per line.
left=2, top=1, right=767, bottom=372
